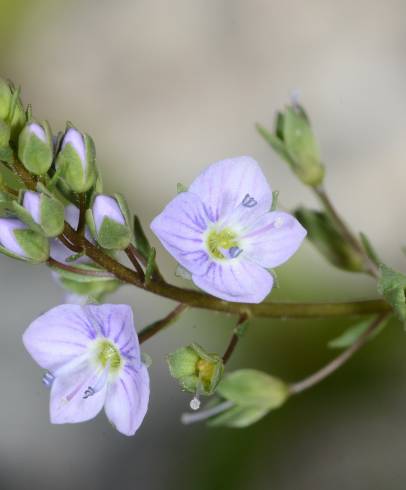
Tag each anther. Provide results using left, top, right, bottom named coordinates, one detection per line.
left=242, top=194, right=257, bottom=208
left=229, top=246, right=243, bottom=258
left=42, top=371, right=55, bottom=388
left=83, top=386, right=96, bottom=399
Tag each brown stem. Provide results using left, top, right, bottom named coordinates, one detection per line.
left=77, top=193, right=86, bottom=234
left=12, top=158, right=36, bottom=190
left=58, top=233, right=82, bottom=253
left=47, top=257, right=115, bottom=278
left=289, top=313, right=389, bottom=395
left=125, top=244, right=145, bottom=281
left=138, top=303, right=188, bottom=343
left=222, top=314, right=249, bottom=364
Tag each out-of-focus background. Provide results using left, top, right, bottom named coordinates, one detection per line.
left=1, top=0, right=406, bottom=488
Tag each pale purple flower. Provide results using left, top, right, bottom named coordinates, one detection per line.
left=62, top=127, right=86, bottom=168
left=0, top=218, right=28, bottom=257
left=26, top=122, right=47, bottom=142
left=151, top=156, right=306, bottom=303
left=23, top=304, right=150, bottom=436
left=22, top=191, right=41, bottom=224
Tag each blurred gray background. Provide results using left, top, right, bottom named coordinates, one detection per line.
left=1, top=0, right=406, bottom=488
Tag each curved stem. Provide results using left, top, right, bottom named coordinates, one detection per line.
left=138, top=303, right=188, bottom=343
left=47, top=258, right=115, bottom=278
left=289, top=312, right=389, bottom=395
left=125, top=244, right=145, bottom=281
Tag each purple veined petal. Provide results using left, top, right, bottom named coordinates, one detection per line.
left=50, top=363, right=107, bottom=424
left=188, top=156, right=273, bottom=223
left=104, top=363, right=150, bottom=436
left=83, top=304, right=141, bottom=364
left=23, top=305, right=96, bottom=372
left=243, top=211, right=307, bottom=269
left=192, top=258, right=274, bottom=303
left=92, top=195, right=125, bottom=233
left=23, top=191, right=41, bottom=224
left=151, top=191, right=212, bottom=275
left=0, top=218, right=27, bottom=257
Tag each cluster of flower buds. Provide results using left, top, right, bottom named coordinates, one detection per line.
left=0, top=78, right=133, bottom=290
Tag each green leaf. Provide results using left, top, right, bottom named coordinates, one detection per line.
left=217, top=369, right=288, bottom=409
left=256, top=123, right=295, bottom=167
left=360, top=232, right=381, bottom=267
left=133, top=215, right=151, bottom=259
left=328, top=316, right=389, bottom=349
left=377, top=264, right=406, bottom=325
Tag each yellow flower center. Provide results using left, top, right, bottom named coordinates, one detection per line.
left=206, top=228, right=239, bottom=260
left=97, top=340, right=122, bottom=372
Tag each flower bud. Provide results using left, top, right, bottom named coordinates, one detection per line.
left=18, top=121, right=53, bottom=175
left=13, top=191, right=65, bottom=237
left=257, top=102, right=324, bottom=187
left=0, top=217, right=49, bottom=263
left=87, top=193, right=132, bottom=250
left=0, top=78, right=11, bottom=120
left=55, top=125, right=96, bottom=193
left=294, top=207, right=365, bottom=272
left=167, top=343, right=224, bottom=395
left=207, top=369, right=289, bottom=428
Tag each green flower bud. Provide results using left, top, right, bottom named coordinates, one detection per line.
left=87, top=193, right=132, bottom=250
left=55, top=125, right=96, bottom=193
left=294, top=207, right=365, bottom=272
left=18, top=121, right=53, bottom=175
left=0, top=217, right=49, bottom=263
left=0, top=78, right=12, bottom=120
left=13, top=191, right=64, bottom=237
left=257, top=102, right=324, bottom=187
left=167, top=343, right=224, bottom=395
left=208, top=369, right=289, bottom=428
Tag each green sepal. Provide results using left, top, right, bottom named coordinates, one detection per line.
left=97, top=216, right=131, bottom=250
left=145, top=247, right=156, bottom=285
left=8, top=228, right=50, bottom=263
left=53, top=263, right=121, bottom=299
left=295, top=207, right=365, bottom=272
left=207, top=403, right=270, bottom=429
left=0, top=118, right=10, bottom=148
left=18, top=120, right=53, bottom=175
left=141, top=352, right=152, bottom=368
left=0, top=145, right=13, bottom=164
left=328, top=316, right=390, bottom=349
left=0, top=78, right=11, bottom=120
left=167, top=343, right=224, bottom=396
left=133, top=215, right=151, bottom=259
left=217, top=369, right=289, bottom=409
left=360, top=232, right=381, bottom=268
left=270, top=190, right=279, bottom=211
left=377, top=264, right=406, bottom=325
left=13, top=191, right=65, bottom=237
left=177, top=182, right=188, bottom=194
left=256, top=123, right=295, bottom=167
left=55, top=125, right=96, bottom=193
left=7, top=87, right=26, bottom=141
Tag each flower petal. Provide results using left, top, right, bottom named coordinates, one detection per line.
left=188, top=156, right=272, bottom=222
left=192, top=259, right=273, bottom=303
left=50, top=364, right=107, bottom=424
left=84, top=304, right=141, bottom=365
left=151, top=191, right=211, bottom=275
left=23, top=305, right=96, bottom=372
left=104, top=364, right=150, bottom=436
left=243, top=211, right=307, bottom=268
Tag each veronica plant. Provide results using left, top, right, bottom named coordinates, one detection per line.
left=0, top=78, right=398, bottom=435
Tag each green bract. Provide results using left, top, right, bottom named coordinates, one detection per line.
left=167, top=343, right=224, bottom=395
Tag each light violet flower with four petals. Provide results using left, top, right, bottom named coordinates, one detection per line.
left=151, top=157, right=306, bottom=303
left=23, top=304, right=149, bottom=436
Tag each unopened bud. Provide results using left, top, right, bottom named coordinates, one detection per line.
left=14, top=191, right=64, bottom=237
left=87, top=193, right=132, bottom=250
left=18, top=121, right=53, bottom=175
left=55, top=125, right=96, bottom=192
left=0, top=217, right=49, bottom=263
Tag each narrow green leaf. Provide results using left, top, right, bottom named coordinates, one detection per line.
left=145, top=247, right=156, bottom=285
left=328, top=316, right=389, bottom=349
left=133, top=214, right=151, bottom=259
